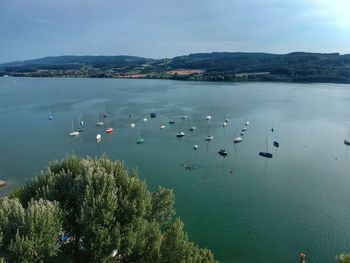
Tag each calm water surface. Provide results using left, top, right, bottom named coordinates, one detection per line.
left=1, top=77, right=350, bottom=262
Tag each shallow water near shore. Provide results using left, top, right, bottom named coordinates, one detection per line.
left=1, top=77, right=350, bottom=262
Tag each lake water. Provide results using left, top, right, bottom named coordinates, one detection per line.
left=1, top=77, right=350, bottom=262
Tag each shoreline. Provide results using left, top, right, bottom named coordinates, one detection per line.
left=2, top=74, right=350, bottom=85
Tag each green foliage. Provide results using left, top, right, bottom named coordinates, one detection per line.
left=10, top=154, right=217, bottom=263
left=2, top=52, right=350, bottom=83
left=0, top=198, right=62, bottom=262
left=335, top=253, right=350, bottom=263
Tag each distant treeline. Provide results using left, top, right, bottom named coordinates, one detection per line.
left=1, top=52, right=350, bottom=83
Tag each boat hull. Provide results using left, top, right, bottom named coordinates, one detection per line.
left=259, top=152, right=273, bottom=158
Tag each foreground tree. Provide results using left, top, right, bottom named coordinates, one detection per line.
left=0, top=198, right=62, bottom=262
left=9, top=155, right=216, bottom=263
left=335, top=253, right=350, bottom=263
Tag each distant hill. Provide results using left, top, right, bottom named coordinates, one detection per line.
left=1, top=52, right=350, bottom=83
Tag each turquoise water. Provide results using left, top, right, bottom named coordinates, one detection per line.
left=1, top=77, right=350, bottom=262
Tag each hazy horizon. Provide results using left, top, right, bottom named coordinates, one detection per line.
left=1, top=0, right=350, bottom=63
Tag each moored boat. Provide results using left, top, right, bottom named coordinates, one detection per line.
left=218, top=149, right=228, bottom=156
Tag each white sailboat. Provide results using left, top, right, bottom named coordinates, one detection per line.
left=204, top=124, right=214, bottom=141
left=96, top=114, right=104, bottom=127
left=69, top=120, right=80, bottom=137
left=189, top=118, right=196, bottom=131
left=233, top=129, right=242, bottom=143
left=96, top=134, right=102, bottom=142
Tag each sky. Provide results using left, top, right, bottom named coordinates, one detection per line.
left=1, top=0, right=350, bottom=63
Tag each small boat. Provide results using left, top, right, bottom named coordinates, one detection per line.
left=136, top=129, right=144, bottom=144
left=103, top=107, right=108, bottom=118
left=189, top=119, right=196, bottom=131
left=205, top=123, right=213, bottom=141
left=105, top=118, right=114, bottom=134
left=142, top=117, right=148, bottom=122
left=205, top=135, right=214, bottom=141
left=69, top=120, right=79, bottom=137
left=233, top=137, right=242, bottom=143
left=194, top=145, right=199, bottom=150
left=218, top=149, right=228, bottom=156
left=150, top=113, right=157, bottom=118
left=344, top=131, right=350, bottom=145
left=242, top=127, right=247, bottom=131
left=70, top=131, right=80, bottom=137
left=169, top=121, right=175, bottom=124
left=259, top=152, right=273, bottom=158
left=259, top=137, right=273, bottom=158
left=206, top=115, right=212, bottom=120
left=245, top=121, right=250, bottom=126
left=300, top=253, right=305, bottom=263
left=182, top=115, right=188, bottom=120
left=160, top=123, right=166, bottom=129
left=77, top=114, right=84, bottom=132
left=96, top=114, right=104, bottom=127
left=223, top=121, right=227, bottom=127
left=130, top=123, right=136, bottom=128
left=271, top=127, right=275, bottom=132
left=96, top=134, right=102, bottom=142
left=176, top=131, right=185, bottom=138
left=240, top=131, right=245, bottom=136
left=233, top=129, right=242, bottom=143
left=273, top=141, right=280, bottom=147
left=106, top=127, right=114, bottom=134
left=48, top=109, right=54, bottom=120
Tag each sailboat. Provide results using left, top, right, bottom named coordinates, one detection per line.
left=344, top=131, right=350, bottom=145
left=136, top=129, right=145, bottom=144
left=189, top=119, right=196, bottom=131
left=77, top=114, right=84, bottom=132
left=223, top=113, right=228, bottom=127
left=204, top=123, right=214, bottom=141
left=176, top=125, right=186, bottom=137
left=233, top=129, right=242, bottom=143
left=206, top=115, right=212, bottom=120
left=48, top=109, right=54, bottom=120
left=142, top=116, right=148, bottom=123
left=96, top=114, right=104, bottom=127
left=130, top=114, right=136, bottom=128
left=96, top=134, right=102, bottom=142
left=193, top=145, right=199, bottom=150
left=105, top=118, right=114, bottom=134
left=103, top=107, right=108, bottom=118
left=259, top=137, right=273, bottom=158
left=177, top=131, right=185, bottom=138
left=218, top=149, right=228, bottom=156
left=69, top=120, right=80, bottom=137
left=160, top=123, right=166, bottom=129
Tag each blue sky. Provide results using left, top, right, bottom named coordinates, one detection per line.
left=1, top=0, right=350, bottom=63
